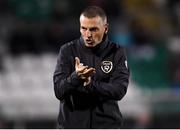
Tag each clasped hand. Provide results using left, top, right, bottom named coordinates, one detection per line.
left=75, top=57, right=96, bottom=86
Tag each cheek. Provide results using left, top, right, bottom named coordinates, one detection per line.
left=80, top=30, right=83, bottom=34
left=94, top=32, right=104, bottom=41
left=80, top=31, right=86, bottom=37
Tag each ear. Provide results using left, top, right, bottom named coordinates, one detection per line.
left=104, top=23, right=109, bottom=34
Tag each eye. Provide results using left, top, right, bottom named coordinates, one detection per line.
left=90, top=27, right=98, bottom=32
left=81, top=27, right=87, bottom=31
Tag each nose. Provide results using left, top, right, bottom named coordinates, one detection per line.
left=86, top=30, right=92, bottom=38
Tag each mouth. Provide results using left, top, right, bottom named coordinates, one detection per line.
left=85, top=39, right=94, bottom=46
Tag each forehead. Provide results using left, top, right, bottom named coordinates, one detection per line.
left=80, top=15, right=104, bottom=26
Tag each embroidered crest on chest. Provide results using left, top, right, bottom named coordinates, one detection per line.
left=101, top=61, right=113, bottom=73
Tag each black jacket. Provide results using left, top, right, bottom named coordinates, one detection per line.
left=53, top=36, right=129, bottom=129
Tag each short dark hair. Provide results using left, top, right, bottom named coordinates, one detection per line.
left=80, top=6, right=107, bottom=23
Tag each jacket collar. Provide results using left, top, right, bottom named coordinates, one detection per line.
left=79, top=35, right=109, bottom=54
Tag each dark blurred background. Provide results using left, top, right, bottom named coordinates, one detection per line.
left=0, top=0, right=180, bottom=128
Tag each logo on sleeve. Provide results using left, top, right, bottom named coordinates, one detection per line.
left=101, top=61, right=113, bottom=73
left=125, top=60, right=128, bottom=68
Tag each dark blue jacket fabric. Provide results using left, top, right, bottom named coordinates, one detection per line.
left=53, top=36, right=130, bottom=129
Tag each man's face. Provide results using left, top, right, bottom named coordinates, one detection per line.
left=80, top=15, right=108, bottom=48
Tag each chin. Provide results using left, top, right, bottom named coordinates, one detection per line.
left=86, top=45, right=94, bottom=48
left=85, top=43, right=94, bottom=48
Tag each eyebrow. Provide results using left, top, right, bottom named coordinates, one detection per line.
left=81, top=26, right=98, bottom=31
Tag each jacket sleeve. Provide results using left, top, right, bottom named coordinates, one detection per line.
left=53, top=45, right=83, bottom=101
left=90, top=48, right=130, bottom=101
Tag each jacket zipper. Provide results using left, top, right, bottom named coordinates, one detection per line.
left=90, top=55, right=96, bottom=128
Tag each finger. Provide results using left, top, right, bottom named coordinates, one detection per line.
left=78, top=68, right=93, bottom=79
left=83, top=68, right=95, bottom=74
left=78, top=65, right=89, bottom=73
left=80, top=75, right=86, bottom=79
left=82, top=68, right=96, bottom=77
left=83, top=77, right=91, bottom=86
left=83, top=82, right=87, bottom=86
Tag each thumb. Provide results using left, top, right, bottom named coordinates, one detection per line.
left=75, top=57, right=80, bottom=67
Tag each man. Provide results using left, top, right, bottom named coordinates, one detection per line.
left=53, top=6, right=129, bottom=129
